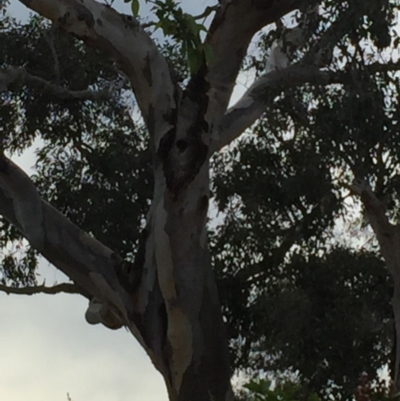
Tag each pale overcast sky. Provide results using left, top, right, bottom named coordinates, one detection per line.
left=1, top=1, right=224, bottom=401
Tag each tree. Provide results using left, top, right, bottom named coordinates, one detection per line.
left=1, top=0, right=399, bottom=400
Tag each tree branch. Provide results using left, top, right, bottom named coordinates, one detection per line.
left=302, top=6, right=357, bottom=66
left=0, top=154, right=135, bottom=330
left=206, top=0, right=301, bottom=117
left=210, top=2, right=379, bottom=152
left=18, top=0, right=176, bottom=145
left=211, top=65, right=336, bottom=152
left=212, top=60, right=400, bottom=153
left=0, top=66, right=124, bottom=100
left=0, top=282, right=80, bottom=296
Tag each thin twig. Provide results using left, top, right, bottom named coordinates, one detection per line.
left=0, top=66, right=123, bottom=101
left=0, top=282, right=80, bottom=296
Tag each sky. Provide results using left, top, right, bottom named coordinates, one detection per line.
left=1, top=1, right=226, bottom=401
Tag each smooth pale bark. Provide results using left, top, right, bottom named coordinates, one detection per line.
left=350, top=179, right=400, bottom=391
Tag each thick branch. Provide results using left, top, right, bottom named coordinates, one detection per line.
left=212, top=65, right=336, bottom=152
left=0, top=66, right=124, bottom=100
left=0, top=154, right=134, bottom=327
left=347, top=178, right=400, bottom=269
left=213, top=60, right=400, bottom=152
left=0, top=282, right=79, bottom=295
left=211, top=3, right=389, bottom=152
left=206, top=0, right=301, bottom=117
left=18, top=0, right=176, bottom=145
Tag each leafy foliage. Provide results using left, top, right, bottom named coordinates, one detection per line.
left=127, top=0, right=212, bottom=75
left=0, top=12, right=152, bottom=280
left=238, top=379, right=320, bottom=401
left=209, top=0, right=400, bottom=396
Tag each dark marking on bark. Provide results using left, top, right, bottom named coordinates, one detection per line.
left=181, top=110, right=209, bottom=190
left=185, top=63, right=209, bottom=104
left=75, top=4, right=95, bottom=28
left=158, top=129, right=176, bottom=162
left=156, top=103, right=178, bottom=187
left=122, top=14, right=139, bottom=28
left=58, top=12, right=71, bottom=26
left=0, top=155, right=10, bottom=173
left=96, top=18, right=103, bottom=26
left=199, top=195, right=209, bottom=211
left=176, top=140, right=188, bottom=153
left=161, top=66, right=209, bottom=193
left=158, top=302, right=168, bottom=343
left=143, top=55, right=153, bottom=87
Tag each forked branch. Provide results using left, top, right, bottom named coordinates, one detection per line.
left=213, top=59, right=400, bottom=153
left=18, top=0, right=176, bottom=146
left=0, top=66, right=125, bottom=101
left=205, top=0, right=300, bottom=116
left=0, top=282, right=80, bottom=296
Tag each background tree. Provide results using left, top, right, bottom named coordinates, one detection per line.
left=1, top=1, right=400, bottom=400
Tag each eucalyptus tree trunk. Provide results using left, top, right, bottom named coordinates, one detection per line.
left=3, top=0, right=334, bottom=399
left=139, top=165, right=231, bottom=400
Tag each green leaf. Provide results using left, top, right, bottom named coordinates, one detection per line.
left=184, top=14, right=203, bottom=37
left=131, top=0, right=140, bottom=17
left=185, top=41, right=203, bottom=75
left=203, top=43, right=214, bottom=66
